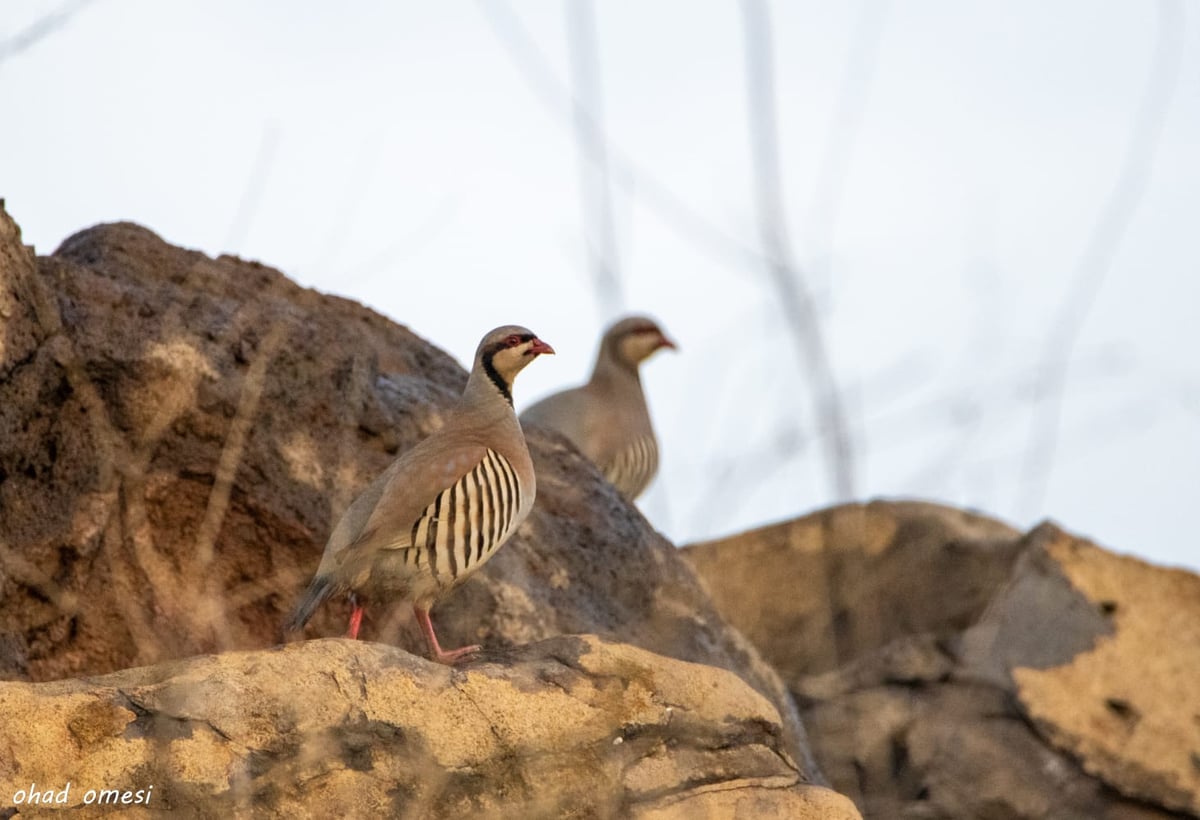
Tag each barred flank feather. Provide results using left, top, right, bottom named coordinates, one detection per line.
left=408, top=448, right=523, bottom=586
left=603, top=434, right=658, bottom=500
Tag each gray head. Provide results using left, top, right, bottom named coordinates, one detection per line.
left=473, top=325, right=555, bottom=404
left=599, top=316, right=676, bottom=372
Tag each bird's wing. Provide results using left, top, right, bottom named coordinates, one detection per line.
left=365, top=438, right=489, bottom=550
left=323, top=436, right=489, bottom=571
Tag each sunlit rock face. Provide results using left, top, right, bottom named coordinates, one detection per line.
left=0, top=635, right=861, bottom=818
left=686, top=502, right=1200, bottom=819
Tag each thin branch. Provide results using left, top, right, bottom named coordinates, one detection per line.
left=339, top=195, right=459, bottom=284
left=1018, top=0, right=1185, bottom=514
left=805, top=0, right=890, bottom=302
left=686, top=338, right=1140, bottom=537
left=310, top=128, right=389, bottom=276
left=688, top=424, right=809, bottom=537
left=474, top=0, right=769, bottom=276
left=739, top=0, right=856, bottom=500
left=0, top=0, right=96, bottom=65
left=224, top=121, right=281, bottom=253
left=565, top=0, right=623, bottom=317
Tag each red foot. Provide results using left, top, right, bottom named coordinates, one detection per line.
left=414, top=605, right=479, bottom=665
left=430, top=643, right=482, bottom=665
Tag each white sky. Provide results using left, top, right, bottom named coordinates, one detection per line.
left=4, top=1, right=1198, bottom=570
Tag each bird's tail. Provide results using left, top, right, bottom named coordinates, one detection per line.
left=283, top=575, right=335, bottom=638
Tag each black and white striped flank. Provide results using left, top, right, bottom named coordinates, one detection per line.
left=603, top=434, right=659, bottom=500
left=408, top=448, right=524, bottom=586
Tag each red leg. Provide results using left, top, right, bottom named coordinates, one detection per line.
left=413, top=605, right=479, bottom=665
left=346, top=601, right=365, bottom=640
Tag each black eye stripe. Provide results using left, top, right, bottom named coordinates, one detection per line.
left=495, top=333, right=535, bottom=350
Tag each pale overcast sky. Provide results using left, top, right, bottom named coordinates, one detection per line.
left=4, top=1, right=1197, bottom=570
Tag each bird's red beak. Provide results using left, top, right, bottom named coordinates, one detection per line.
left=530, top=338, right=555, bottom=355
left=657, top=334, right=677, bottom=351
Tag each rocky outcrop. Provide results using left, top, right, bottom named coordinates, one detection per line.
left=963, top=525, right=1200, bottom=816
left=0, top=205, right=816, bottom=779
left=684, top=501, right=1025, bottom=681
left=685, top=503, right=1200, bottom=819
left=17, top=204, right=1194, bottom=819
left=1, top=208, right=463, bottom=682
left=0, top=634, right=859, bottom=818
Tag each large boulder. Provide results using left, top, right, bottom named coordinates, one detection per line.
left=961, top=524, right=1200, bottom=817
left=685, top=504, right=1200, bottom=819
left=1, top=208, right=463, bottom=682
left=0, top=205, right=816, bottom=777
left=684, top=500, right=1025, bottom=679
left=0, top=634, right=860, bottom=818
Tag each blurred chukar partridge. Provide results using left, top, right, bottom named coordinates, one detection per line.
left=521, top=316, right=674, bottom=501
left=285, top=325, right=553, bottom=664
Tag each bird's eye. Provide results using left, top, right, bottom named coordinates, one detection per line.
left=504, top=334, right=523, bottom=347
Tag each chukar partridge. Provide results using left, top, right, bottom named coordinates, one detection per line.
left=521, top=316, right=674, bottom=500
left=285, top=325, right=553, bottom=664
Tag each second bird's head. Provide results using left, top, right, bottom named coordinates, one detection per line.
left=476, top=325, right=555, bottom=404
left=603, top=316, right=677, bottom=370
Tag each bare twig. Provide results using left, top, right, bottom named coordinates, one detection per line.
left=340, top=195, right=459, bottom=284
left=475, top=0, right=768, bottom=276
left=224, top=121, right=281, bottom=253
left=687, top=337, right=1136, bottom=537
left=1018, top=0, right=1185, bottom=514
left=688, top=424, right=809, bottom=537
left=805, top=0, right=890, bottom=302
left=740, top=0, right=856, bottom=500
left=310, top=129, right=389, bottom=276
left=565, top=0, right=624, bottom=317
left=0, top=0, right=96, bottom=65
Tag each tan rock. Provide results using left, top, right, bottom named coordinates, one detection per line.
left=0, top=207, right=815, bottom=777
left=688, top=506, right=1196, bottom=820
left=634, top=783, right=861, bottom=820
left=0, top=635, right=843, bottom=819
left=984, top=525, right=1200, bottom=815
left=684, top=500, right=1024, bottom=680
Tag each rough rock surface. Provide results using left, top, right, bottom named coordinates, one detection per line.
left=1, top=208, right=463, bottom=683
left=0, top=634, right=860, bottom=819
left=684, top=501, right=1025, bottom=680
left=965, top=525, right=1200, bottom=817
left=685, top=504, right=1199, bottom=819
left=0, top=205, right=815, bottom=777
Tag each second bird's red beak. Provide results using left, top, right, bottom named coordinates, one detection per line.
left=658, top=334, right=678, bottom=351
left=530, top=338, right=555, bottom=355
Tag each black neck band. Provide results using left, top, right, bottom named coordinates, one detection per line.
left=482, top=352, right=513, bottom=406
